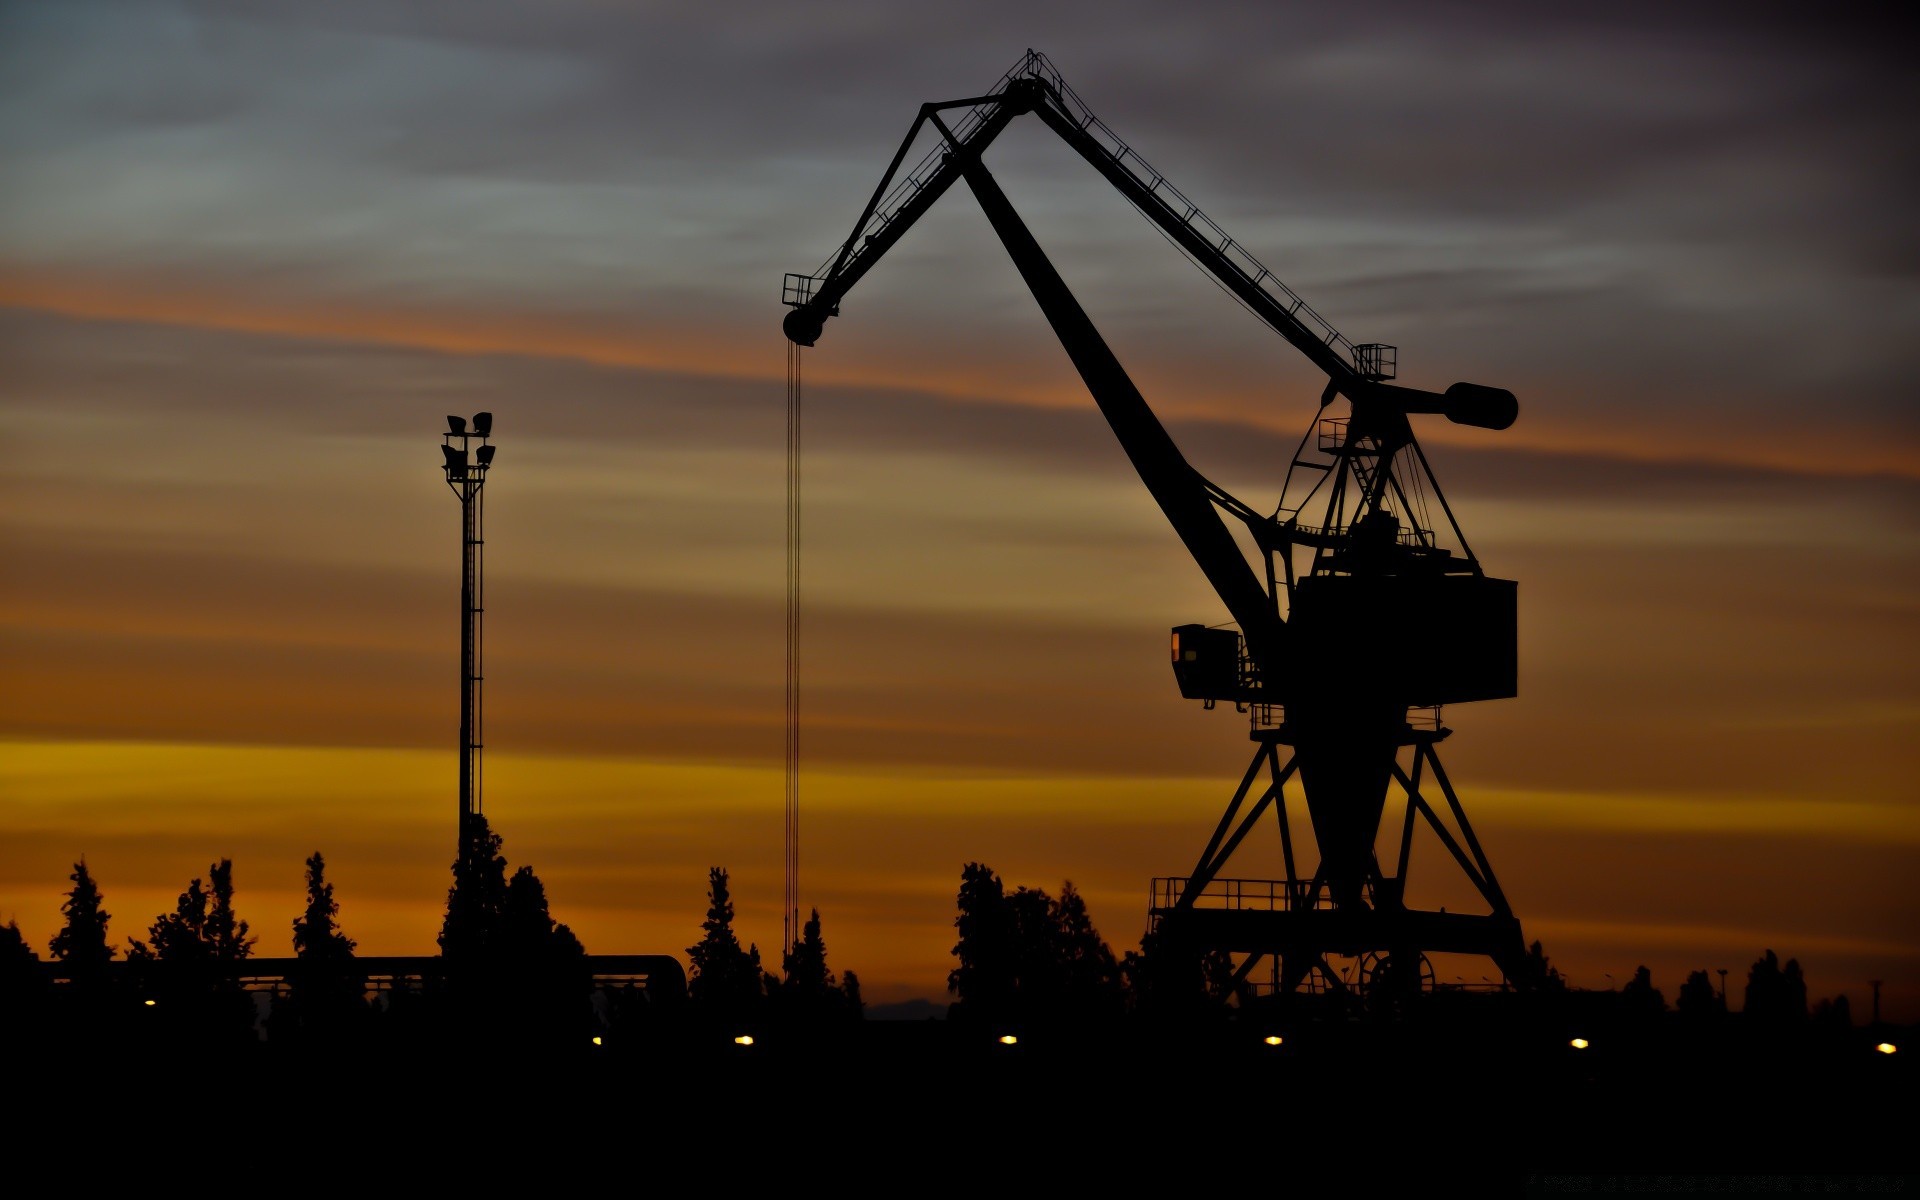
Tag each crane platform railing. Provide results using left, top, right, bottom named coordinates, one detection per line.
left=1152, top=876, right=1335, bottom=914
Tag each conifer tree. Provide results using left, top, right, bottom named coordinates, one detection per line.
left=1, top=920, right=43, bottom=1007
left=948, top=862, right=1014, bottom=1022
left=205, top=859, right=255, bottom=965
left=778, top=907, right=862, bottom=1021
left=440, top=813, right=510, bottom=961
left=291, top=852, right=356, bottom=963
left=687, top=867, right=761, bottom=1019
left=130, top=875, right=211, bottom=970
left=285, top=852, right=362, bottom=1038
left=48, top=859, right=113, bottom=983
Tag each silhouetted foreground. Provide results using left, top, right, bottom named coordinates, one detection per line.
left=4, top=988, right=1908, bottom=1189
left=6, top=854, right=1907, bottom=1187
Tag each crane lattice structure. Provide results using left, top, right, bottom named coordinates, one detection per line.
left=783, top=51, right=1527, bottom=1006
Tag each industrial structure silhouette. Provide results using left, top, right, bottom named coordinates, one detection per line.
left=783, top=50, right=1525, bottom=1004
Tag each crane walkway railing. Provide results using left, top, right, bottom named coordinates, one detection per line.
left=1015, top=51, right=1361, bottom=371
left=791, top=50, right=1366, bottom=379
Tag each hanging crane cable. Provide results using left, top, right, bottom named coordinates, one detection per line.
left=783, top=339, right=803, bottom=966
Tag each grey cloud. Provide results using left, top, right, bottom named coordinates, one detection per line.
left=2, top=0, right=1915, bottom=453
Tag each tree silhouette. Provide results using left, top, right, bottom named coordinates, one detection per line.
left=205, top=859, right=255, bottom=965
left=780, top=908, right=831, bottom=1006
left=502, top=866, right=587, bottom=962
left=284, top=852, right=362, bottom=1041
left=1743, top=949, right=1808, bottom=1024
left=439, top=813, right=509, bottom=961
left=1511, top=940, right=1566, bottom=992
left=774, top=907, right=862, bottom=1022
left=292, top=852, right=356, bottom=961
left=1052, top=881, right=1123, bottom=1017
left=436, top=816, right=594, bottom=1044
left=948, top=863, right=1014, bottom=1023
left=1620, top=964, right=1665, bottom=1015
left=949, top=865, right=1123, bottom=1025
left=128, top=859, right=257, bottom=1044
left=0, top=921, right=43, bottom=1011
left=1676, top=969, right=1723, bottom=1018
left=129, top=875, right=211, bottom=973
left=48, top=859, right=113, bottom=986
left=686, top=867, right=762, bottom=1021
left=1811, top=994, right=1852, bottom=1030
left=0, top=919, right=51, bottom=1053
left=497, top=864, right=591, bottom=1042
left=1804, top=990, right=1850, bottom=1029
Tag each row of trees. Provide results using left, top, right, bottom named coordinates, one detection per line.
left=2, top=819, right=870, bottom=1045
left=1527, top=946, right=1853, bottom=1027
left=684, top=866, right=863, bottom=1024
left=3, top=846, right=1871, bottom=1042
left=939, top=863, right=1869, bottom=1029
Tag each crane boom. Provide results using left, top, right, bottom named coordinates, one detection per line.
left=781, top=49, right=1533, bottom=997
left=944, top=123, right=1285, bottom=669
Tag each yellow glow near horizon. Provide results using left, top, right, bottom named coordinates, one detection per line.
left=3, top=735, right=1918, bottom=1014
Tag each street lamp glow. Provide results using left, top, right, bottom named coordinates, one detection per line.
left=1569, top=1038, right=1590, bottom=1050
left=143, top=999, right=156, bottom=1007
left=734, top=1035, right=755, bottom=1046
left=591, top=1036, right=603, bottom=1046
left=1263, top=1035, right=1284, bottom=1046
left=1876, top=1042, right=1897, bottom=1055
left=998, top=1034, right=1019, bottom=1046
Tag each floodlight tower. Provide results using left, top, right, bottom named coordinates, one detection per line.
left=441, top=413, right=496, bottom=857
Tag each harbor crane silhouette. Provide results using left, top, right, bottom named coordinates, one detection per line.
left=783, top=51, right=1527, bottom=1003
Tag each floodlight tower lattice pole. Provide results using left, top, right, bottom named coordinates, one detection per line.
left=442, top=413, right=495, bottom=861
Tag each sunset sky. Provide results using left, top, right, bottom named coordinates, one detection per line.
left=2, top=2, right=1914, bottom=1018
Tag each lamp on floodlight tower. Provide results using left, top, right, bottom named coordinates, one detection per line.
left=442, top=413, right=495, bottom=861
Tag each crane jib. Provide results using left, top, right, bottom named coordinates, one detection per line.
left=780, top=52, right=1520, bottom=710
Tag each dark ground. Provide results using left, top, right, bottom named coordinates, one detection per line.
left=21, top=1008, right=1913, bottom=1193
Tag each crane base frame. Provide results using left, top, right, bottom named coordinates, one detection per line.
left=1148, top=733, right=1528, bottom=1003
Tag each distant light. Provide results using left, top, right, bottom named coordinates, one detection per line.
left=591, top=1036, right=603, bottom=1046
left=447, top=415, right=467, bottom=436
left=734, top=1035, right=754, bottom=1046
left=1876, top=1042, right=1897, bottom=1055
left=998, top=1034, right=1019, bottom=1046
left=1263, top=1035, right=1284, bottom=1046
left=143, top=999, right=156, bottom=1007
left=1569, top=1038, right=1589, bottom=1050
left=476, top=445, right=496, bottom=466
left=472, top=412, right=493, bottom=438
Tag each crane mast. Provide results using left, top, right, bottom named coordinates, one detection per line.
left=784, top=50, right=1529, bottom=1003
